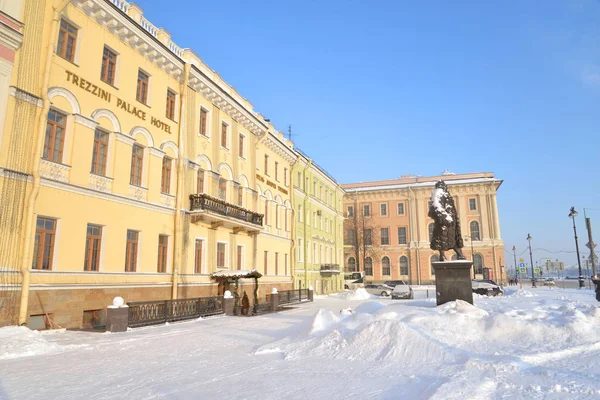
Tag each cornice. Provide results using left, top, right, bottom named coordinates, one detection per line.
left=9, top=86, right=42, bottom=107
left=262, top=133, right=297, bottom=165
left=74, top=0, right=184, bottom=81
left=114, top=131, right=135, bottom=145
left=0, top=20, right=23, bottom=51
left=188, top=66, right=267, bottom=137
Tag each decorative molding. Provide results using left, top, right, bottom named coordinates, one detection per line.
left=9, top=86, right=42, bottom=107
left=128, top=184, right=148, bottom=201
left=41, top=177, right=175, bottom=215
left=40, top=159, right=70, bottom=183
left=114, top=131, right=135, bottom=145
left=88, top=173, right=113, bottom=193
left=0, top=19, right=24, bottom=51
left=48, top=87, right=81, bottom=114
left=0, top=167, right=32, bottom=182
left=149, top=147, right=166, bottom=158
left=90, top=108, right=121, bottom=132
left=74, top=0, right=184, bottom=81
left=263, top=133, right=297, bottom=165
left=160, top=193, right=176, bottom=208
left=73, top=113, right=99, bottom=129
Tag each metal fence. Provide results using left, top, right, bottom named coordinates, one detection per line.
left=128, top=296, right=223, bottom=328
left=278, top=288, right=311, bottom=305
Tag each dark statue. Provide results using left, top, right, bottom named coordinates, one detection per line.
left=428, top=180, right=466, bottom=261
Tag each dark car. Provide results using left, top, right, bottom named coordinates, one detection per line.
left=471, top=279, right=503, bottom=296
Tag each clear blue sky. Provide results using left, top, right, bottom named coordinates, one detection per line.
left=139, top=0, right=600, bottom=271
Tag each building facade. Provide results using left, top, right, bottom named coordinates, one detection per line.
left=0, top=0, right=298, bottom=329
left=292, top=150, right=345, bottom=294
left=342, top=172, right=505, bottom=285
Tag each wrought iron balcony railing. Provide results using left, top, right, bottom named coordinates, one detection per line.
left=189, top=194, right=263, bottom=227
left=320, top=264, right=341, bottom=275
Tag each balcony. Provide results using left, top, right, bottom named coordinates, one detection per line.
left=189, top=194, right=263, bottom=233
left=320, top=264, right=341, bottom=276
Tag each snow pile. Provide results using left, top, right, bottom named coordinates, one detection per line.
left=0, top=326, right=83, bottom=360
left=504, top=289, right=538, bottom=298
left=331, top=288, right=375, bottom=300
left=438, top=299, right=489, bottom=318
left=431, top=187, right=453, bottom=223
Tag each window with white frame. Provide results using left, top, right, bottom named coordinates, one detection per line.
left=469, top=198, right=477, bottom=211
left=217, top=242, right=228, bottom=268
left=397, top=202, right=405, bottom=215
left=380, top=203, right=387, bottom=216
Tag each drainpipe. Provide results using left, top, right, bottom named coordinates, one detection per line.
left=172, top=62, right=190, bottom=299
left=289, top=157, right=298, bottom=288
left=305, top=160, right=312, bottom=288
left=19, top=0, right=73, bottom=326
left=408, top=185, right=421, bottom=285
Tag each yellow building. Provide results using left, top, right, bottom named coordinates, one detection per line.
left=0, top=0, right=297, bottom=328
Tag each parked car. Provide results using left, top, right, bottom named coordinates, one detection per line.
left=542, top=278, right=555, bottom=287
left=471, top=279, right=503, bottom=296
left=364, top=284, right=393, bottom=297
left=384, top=280, right=407, bottom=288
left=391, top=282, right=414, bottom=300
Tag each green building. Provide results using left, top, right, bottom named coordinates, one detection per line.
left=292, top=149, right=345, bottom=294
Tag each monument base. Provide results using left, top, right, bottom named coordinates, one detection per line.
left=432, top=261, right=474, bottom=305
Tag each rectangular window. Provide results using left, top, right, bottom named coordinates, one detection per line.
left=275, top=252, right=279, bottom=275
left=221, top=122, right=228, bottom=148
left=238, top=133, right=245, bottom=158
left=298, top=205, right=303, bottom=222
left=363, top=205, right=370, bottom=217
left=381, top=227, right=389, bottom=245
left=91, top=129, right=109, bottom=176
left=325, top=217, right=328, bottom=233
left=469, top=198, right=477, bottom=211
left=380, top=203, right=387, bottom=216
left=157, top=235, right=168, bottom=273
left=398, top=227, right=407, bottom=245
left=218, top=178, right=227, bottom=200
left=284, top=254, right=288, bottom=275
left=264, top=251, right=268, bottom=274
left=33, top=217, right=56, bottom=270
left=125, top=230, right=138, bottom=272
left=199, top=108, right=208, bottom=136
left=57, top=19, right=77, bottom=62
left=136, top=70, right=149, bottom=104
left=194, top=239, right=203, bottom=273
left=313, top=181, right=316, bottom=195
left=84, top=224, right=102, bottom=271
left=43, top=109, right=66, bottom=163
left=130, top=144, right=143, bottom=186
left=275, top=161, right=279, bottom=181
left=364, top=229, right=372, bottom=246
left=347, top=206, right=354, bottom=217
left=237, top=187, right=243, bottom=206
left=100, top=46, right=117, bottom=85
left=264, top=155, right=269, bottom=175
left=397, top=202, right=405, bottom=215
left=197, top=168, right=204, bottom=193
left=298, top=238, right=304, bottom=262
left=217, top=243, right=226, bottom=268
left=166, top=90, right=176, bottom=120
left=160, top=157, right=172, bottom=194
left=237, top=245, right=243, bottom=270
left=297, top=172, right=302, bottom=188
left=284, top=168, right=288, bottom=186
left=345, top=229, right=355, bottom=245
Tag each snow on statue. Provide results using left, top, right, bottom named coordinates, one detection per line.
left=428, top=180, right=466, bottom=261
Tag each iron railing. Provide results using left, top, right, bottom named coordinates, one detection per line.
left=277, top=289, right=311, bottom=305
left=189, top=194, right=263, bottom=226
left=128, top=296, right=223, bottom=327
left=320, top=264, right=341, bottom=272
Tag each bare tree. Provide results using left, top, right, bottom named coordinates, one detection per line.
left=343, top=198, right=384, bottom=275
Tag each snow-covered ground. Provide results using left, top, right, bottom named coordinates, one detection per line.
left=1, top=287, right=600, bottom=399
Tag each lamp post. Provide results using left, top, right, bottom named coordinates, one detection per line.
left=568, top=207, right=585, bottom=289
left=527, top=233, right=535, bottom=288
left=512, top=246, right=517, bottom=280
left=465, top=236, right=475, bottom=278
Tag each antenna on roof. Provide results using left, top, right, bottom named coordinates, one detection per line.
left=288, top=124, right=294, bottom=141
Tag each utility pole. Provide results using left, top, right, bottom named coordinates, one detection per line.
left=585, top=216, right=596, bottom=278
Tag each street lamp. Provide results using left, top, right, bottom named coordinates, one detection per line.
left=527, top=233, right=535, bottom=288
left=568, top=206, right=585, bottom=289
left=512, top=245, right=517, bottom=279
left=465, top=235, right=475, bottom=278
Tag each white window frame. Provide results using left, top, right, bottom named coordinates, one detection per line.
left=216, top=241, right=229, bottom=269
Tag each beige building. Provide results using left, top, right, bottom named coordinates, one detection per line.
left=342, top=172, right=505, bottom=285
left=0, top=0, right=297, bottom=329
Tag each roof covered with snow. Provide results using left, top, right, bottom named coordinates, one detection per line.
left=210, top=269, right=263, bottom=279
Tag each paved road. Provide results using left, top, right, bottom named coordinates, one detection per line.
left=512, top=279, right=596, bottom=290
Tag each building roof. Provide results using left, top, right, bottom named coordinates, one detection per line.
left=341, top=172, right=502, bottom=192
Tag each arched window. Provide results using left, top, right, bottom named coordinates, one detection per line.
left=430, top=254, right=439, bottom=276
left=348, top=257, right=356, bottom=272
left=365, top=257, right=373, bottom=276
left=428, top=223, right=435, bottom=242
left=473, top=254, right=483, bottom=275
left=399, top=256, right=409, bottom=276
left=382, top=256, right=391, bottom=276
left=218, top=178, right=227, bottom=200
left=470, top=221, right=481, bottom=241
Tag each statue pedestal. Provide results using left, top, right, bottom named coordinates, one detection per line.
left=432, top=261, right=474, bottom=306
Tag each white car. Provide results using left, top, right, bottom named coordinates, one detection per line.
left=391, top=281, right=414, bottom=300
left=364, top=284, right=393, bottom=297
left=471, top=279, right=503, bottom=296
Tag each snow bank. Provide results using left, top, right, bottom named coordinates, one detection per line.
left=331, top=288, right=375, bottom=300
left=0, top=326, right=84, bottom=360
left=504, top=289, right=538, bottom=298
